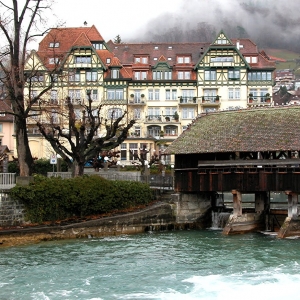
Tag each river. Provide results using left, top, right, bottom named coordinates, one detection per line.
left=1, top=230, right=300, bottom=299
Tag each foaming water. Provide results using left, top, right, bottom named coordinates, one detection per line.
left=1, top=231, right=300, bottom=299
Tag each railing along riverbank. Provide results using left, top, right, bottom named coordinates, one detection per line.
left=47, top=171, right=174, bottom=190
left=0, top=173, right=16, bottom=190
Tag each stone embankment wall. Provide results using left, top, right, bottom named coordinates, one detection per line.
left=0, top=191, right=24, bottom=227
left=0, top=192, right=213, bottom=247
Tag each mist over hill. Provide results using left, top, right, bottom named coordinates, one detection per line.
left=128, top=0, right=300, bottom=52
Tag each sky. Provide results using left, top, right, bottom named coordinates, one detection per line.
left=50, top=0, right=184, bottom=41
left=46, top=0, right=300, bottom=51
left=1, top=0, right=299, bottom=51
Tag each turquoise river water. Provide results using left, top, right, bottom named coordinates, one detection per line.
left=1, top=230, right=300, bottom=300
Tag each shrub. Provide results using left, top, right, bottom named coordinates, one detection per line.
left=9, top=175, right=154, bottom=223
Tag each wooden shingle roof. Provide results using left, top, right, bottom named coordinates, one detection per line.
left=166, top=107, right=300, bottom=154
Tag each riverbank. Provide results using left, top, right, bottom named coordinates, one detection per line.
left=0, top=201, right=190, bottom=247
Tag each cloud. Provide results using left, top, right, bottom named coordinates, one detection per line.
left=130, top=0, right=300, bottom=51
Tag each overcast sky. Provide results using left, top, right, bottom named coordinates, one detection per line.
left=50, top=0, right=184, bottom=41
left=47, top=0, right=300, bottom=51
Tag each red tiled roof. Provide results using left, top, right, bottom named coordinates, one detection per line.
left=0, top=99, right=13, bottom=122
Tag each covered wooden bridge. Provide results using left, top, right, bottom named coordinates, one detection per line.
left=166, top=106, right=300, bottom=238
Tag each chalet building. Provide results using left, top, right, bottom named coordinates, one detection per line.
left=23, top=25, right=275, bottom=165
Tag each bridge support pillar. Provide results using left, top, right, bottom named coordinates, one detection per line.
left=255, top=192, right=268, bottom=213
left=232, top=189, right=242, bottom=216
left=223, top=190, right=265, bottom=235
left=285, top=191, right=298, bottom=218
left=277, top=191, right=300, bottom=238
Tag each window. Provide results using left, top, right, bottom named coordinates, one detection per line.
left=31, top=90, right=38, bottom=99
left=134, top=127, right=141, bottom=137
left=148, top=126, right=160, bottom=137
left=134, top=108, right=141, bottom=119
left=111, top=69, right=119, bottom=79
left=75, top=56, right=91, bottom=64
left=204, top=70, right=216, bottom=80
left=49, top=42, right=59, bottom=48
left=87, top=89, right=98, bottom=101
left=155, top=89, right=160, bottom=100
left=86, top=70, right=97, bottom=82
left=228, top=70, right=240, bottom=80
left=153, top=71, right=172, bottom=80
left=182, top=108, right=195, bottom=119
left=134, top=90, right=141, bottom=103
left=245, top=56, right=258, bottom=64
left=148, top=89, right=154, bottom=100
left=31, top=74, right=44, bottom=82
left=172, top=89, right=177, bottom=100
left=148, top=89, right=159, bottom=100
left=177, top=56, right=190, bottom=63
left=165, top=107, right=177, bottom=117
left=211, top=57, right=234, bottom=62
left=108, top=108, right=123, bottom=119
left=129, top=143, right=138, bottom=160
left=178, top=71, right=191, bottom=80
left=121, top=143, right=127, bottom=160
left=134, top=71, right=147, bottom=80
left=147, top=108, right=160, bottom=120
left=68, top=89, right=81, bottom=102
left=228, top=88, right=240, bottom=100
left=248, top=72, right=272, bottom=81
left=51, top=109, right=59, bottom=123
left=92, top=42, right=103, bottom=50
left=48, top=57, right=59, bottom=64
left=166, top=89, right=171, bottom=100
left=165, top=126, right=177, bottom=136
left=0, top=123, right=2, bottom=132
left=50, top=90, right=58, bottom=102
left=106, top=58, right=111, bottom=64
left=203, top=89, right=217, bottom=102
left=180, top=89, right=195, bottom=103
left=69, top=71, right=80, bottom=82
left=134, top=57, right=148, bottom=64
left=107, top=89, right=123, bottom=100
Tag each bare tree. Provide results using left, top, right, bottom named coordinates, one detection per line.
left=0, top=0, right=57, bottom=176
left=36, top=93, right=135, bottom=177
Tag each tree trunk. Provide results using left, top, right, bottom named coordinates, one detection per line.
left=72, top=160, right=85, bottom=177
left=15, top=115, right=34, bottom=176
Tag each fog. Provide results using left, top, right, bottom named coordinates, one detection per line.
left=129, top=0, right=300, bottom=51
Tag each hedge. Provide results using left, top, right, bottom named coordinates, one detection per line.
left=9, top=175, right=154, bottom=223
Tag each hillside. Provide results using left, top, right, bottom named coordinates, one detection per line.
left=265, top=49, right=300, bottom=74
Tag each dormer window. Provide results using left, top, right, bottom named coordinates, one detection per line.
left=106, top=58, right=111, bottom=64
left=177, top=56, right=190, bottom=63
left=49, top=42, right=60, bottom=48
left=92, top=42, right=103, bottom=50
left=111, top=69, right=119, bottom=79
left=245, top=56, right=258, bottom=64
left=134, top=56, right=148, bottom=64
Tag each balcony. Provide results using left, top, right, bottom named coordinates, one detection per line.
left=145, top=115, right=180, bottom=124
left=200, top=96, right=221, bottom=107
left=248, top=95, right=272, bottom=106
left=101, top=98, right=127, bottom=105
left=178, top=96, right=197, bottom=105
left=128, top=99, right=146, bottom=105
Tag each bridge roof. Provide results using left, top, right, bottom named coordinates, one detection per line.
left=166, top=106, right=300, bottom=154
